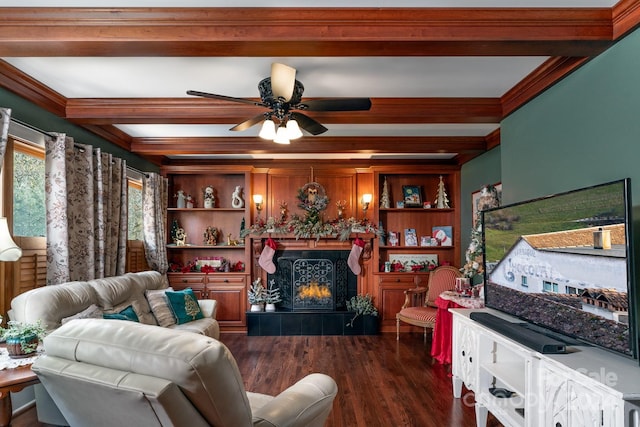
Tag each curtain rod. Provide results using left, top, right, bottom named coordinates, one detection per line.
left=11, top=118, right=149, bottom=177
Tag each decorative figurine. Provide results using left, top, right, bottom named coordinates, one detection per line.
left=175, top=228, right=187, bottom=246
left=231, top=186, right=245, bottom=208
left=279, top=200, right=288, bottom=223
left=203, top=226, right=218, bottom=246
left=175, top=190, right=186, bottom=208
left=380, top=177, right=391, bottom=209
left=203, top=185, right=215, bottom=208
left=435, top=175, right=450, bottom=208
left=186, top=194, right=195, bottom=209
left=336, top=200, right=346, bottom=219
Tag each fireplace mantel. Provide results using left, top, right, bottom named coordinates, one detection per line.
left=250, top=234, right=374, bottom=256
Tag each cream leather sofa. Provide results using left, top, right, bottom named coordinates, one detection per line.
left=32, top=319, right=338, bottom=427
left=10, top=270, right=220, bottom=425
left=10, top=270, right=219, bottom=338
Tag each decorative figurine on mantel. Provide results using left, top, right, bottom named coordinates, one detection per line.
left=175, top=228, right=187, bottom=246
left=203, top=185, right=215, bottom=209
left=203, top=226, right=218, bottom=246
left=380, top=177, right=391, bottom=209
left=435, top=175, right=450, bottom=208
left=231, top=186, right=245, bottom=208
left=336, top=200, right=346, bottom=219
left=279, top=200, right=288, bottom=223
left=175, top=190, right=186, bottom=208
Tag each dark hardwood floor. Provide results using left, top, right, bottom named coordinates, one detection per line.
left=13, top=332, right=503, bottom=427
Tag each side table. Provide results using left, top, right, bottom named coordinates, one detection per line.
left=430, top=291, right=484, bottom=364
left=0, top=347, right=41, bottom=427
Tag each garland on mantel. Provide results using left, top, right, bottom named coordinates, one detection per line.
left=240, top=182, right=381, bottom=241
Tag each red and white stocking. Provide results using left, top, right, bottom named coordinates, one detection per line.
left=348, top=237, right=366, bottom=275
left=258, top=237, right=278, bottom=274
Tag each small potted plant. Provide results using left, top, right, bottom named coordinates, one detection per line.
left=248, top=278, right=266, bottom=312
left=345, top=294, right=379, bottom=334
left=264, top=279, right=282, bottom=312
left=2, top=319, right=46, bottom=358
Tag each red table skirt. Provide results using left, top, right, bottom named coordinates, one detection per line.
left=430, top=296, right=463, bottom=364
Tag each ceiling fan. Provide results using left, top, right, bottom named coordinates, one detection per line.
left=187, top=63, right=372, bottom=143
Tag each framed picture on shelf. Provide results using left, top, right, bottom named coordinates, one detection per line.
left=388, top=231, right=399, bottom=247
left=472, top=182, right=502, bottom=227
left=402, top=185, right=423, bottom=207
left=432, top=225, right=453, bottom=246
left=388, top=254, right=438, bottom=272
left=404, top=228, right=418, bottom=246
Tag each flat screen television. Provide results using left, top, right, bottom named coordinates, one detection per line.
left=481, top=178, right=637, bottom=359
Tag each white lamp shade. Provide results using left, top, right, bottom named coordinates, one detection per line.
left=286, top=119, right=303, bottom=140
left=252, top=194, right=263, bottom=204
left=259, top=119, right=276, bottom=140
left=362, top=194, right=373, bottom=204
left=0, top=218, right=21, bottom=262
left=273, top=126, right=291, bottom=145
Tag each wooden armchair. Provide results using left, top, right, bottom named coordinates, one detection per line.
left=396, top=265, right=463, bottom=341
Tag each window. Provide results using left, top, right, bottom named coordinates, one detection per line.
left=13, top=140, right=45, bottom=237
left=520, top=276, right=528, bottom=288
left=127, top=177, right=143, bottom=241
left=566, top=286, right=579, bottom=295
left=543, top=281, right=559, bottom=293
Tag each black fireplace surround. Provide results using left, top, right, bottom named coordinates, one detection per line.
left=247, top=249, right=377, bottom=336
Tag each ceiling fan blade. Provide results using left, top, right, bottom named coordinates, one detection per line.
left=298, top=98, right=372, bottom=112
left=187, top=90, right=264, bottom=107
left=230, top=114, right=265, bottom=132
left=270, top=63, right=296, bottom=102
left=291, top=112, right=328, bottom=136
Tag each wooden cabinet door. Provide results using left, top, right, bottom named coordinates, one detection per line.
left=206, top=275, right=247, bottom=327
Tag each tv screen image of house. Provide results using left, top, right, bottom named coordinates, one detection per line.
left=482, top=178, right=635, bottom=358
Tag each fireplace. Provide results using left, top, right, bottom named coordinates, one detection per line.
left=267, top=250, right=355, bottom=311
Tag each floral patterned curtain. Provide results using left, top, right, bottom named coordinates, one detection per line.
left=142, top=172, right=168, bottom=274
left=45, top=134, right=128, bottom=285
left=0, top=108, right=10, bottom=174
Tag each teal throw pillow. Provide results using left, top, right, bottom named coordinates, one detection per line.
left=165, top=288, right=204, bottom=324
left=103, top=305, right=139, bottom=322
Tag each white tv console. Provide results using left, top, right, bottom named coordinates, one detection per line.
left=451, top=308, right=640, bottom=427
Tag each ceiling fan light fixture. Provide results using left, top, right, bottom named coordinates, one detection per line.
left=286, top=119, right=303, bottom=140
left=259, top=119, right=276, bottom=140
left=274, top=126, right=291, bottom=144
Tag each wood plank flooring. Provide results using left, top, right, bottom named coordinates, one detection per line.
left=13, top=332, right=503, bottom=427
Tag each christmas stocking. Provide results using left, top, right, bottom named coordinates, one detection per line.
left=258, top=237, right=278, bottom=274
left=348, top=237, right=366, bottom=275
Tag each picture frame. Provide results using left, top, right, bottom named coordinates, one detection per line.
left=388, top=253, right=438, bottom=272
left=404, top=228, right=418, bottom=246
left=432, top=225, right=453, bottom=246
left=402, top=185, right=423, bottom=208
left=472, top=182, right=503, bottom=227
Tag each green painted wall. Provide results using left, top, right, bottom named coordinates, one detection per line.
left=460, top=146, right=501, bottom=258
left=1, top=87, right=159, bottom=172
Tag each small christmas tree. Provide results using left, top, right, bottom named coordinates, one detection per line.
left=380, top=177, right=391, bottom=208
left=170, top=219, right=180, bottom=244
left=435, top=175, right=450, bottom=208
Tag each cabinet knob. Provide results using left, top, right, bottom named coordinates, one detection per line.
left=396, top=278, right=400, bottom=283
left=182, top=279, right=187, bottom=283
left=224, top=279, right=229, bottom=283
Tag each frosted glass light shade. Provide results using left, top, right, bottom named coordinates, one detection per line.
left=259, top=119, right=276, bottom=140
left=286, top=119, right=303, bottom=140
left=273, top=126, right=290, bottom=145
left=0, top=218, right=21, bottom=261
left=252, top=194, right=263, bottom=204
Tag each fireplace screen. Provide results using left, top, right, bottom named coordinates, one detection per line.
left=293, top=258, right=334, bottom=310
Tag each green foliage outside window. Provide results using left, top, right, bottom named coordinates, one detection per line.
left=13, top=150, right=45, bottom=237
left=128, top=183, right=143, bottom=241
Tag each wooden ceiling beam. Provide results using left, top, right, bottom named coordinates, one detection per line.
left=65, top=97, right=502, bottom=125
left=0, top=8, right=614, bottom=57
left=130, top=136, right=486, bottom=155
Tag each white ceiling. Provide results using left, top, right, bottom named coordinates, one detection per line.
left=0, top=1, right=621, bottom=161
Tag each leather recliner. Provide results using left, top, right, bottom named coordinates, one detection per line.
left=32, top=319, right=338, bottom=427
